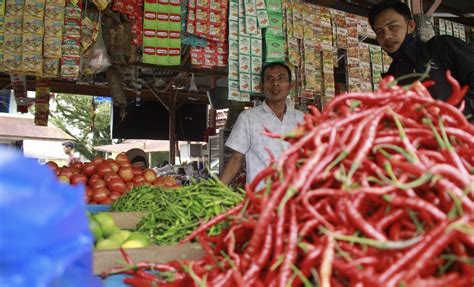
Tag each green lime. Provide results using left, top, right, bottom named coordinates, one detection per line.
left=126, top=232, right=150, bottom=246
left=96, top=238, right=121, bottom=250
left=121, top=240, right=148, bottom=249
left=88, top=216, right=103, bottom=242
left=94, top=213, right=117, bottom=238
left=117, top=230, right=132, bottom=242
left=107, top=233, right=127, bottom=245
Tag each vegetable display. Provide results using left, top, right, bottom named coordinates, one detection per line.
left=45, top=153, right=179, bottom=204
left=103, top=73, right=473, bottom=286
left=112, top=178, right=244, bottom=244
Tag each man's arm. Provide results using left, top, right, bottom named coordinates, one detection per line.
left=220, top=151, right=245, bottom=185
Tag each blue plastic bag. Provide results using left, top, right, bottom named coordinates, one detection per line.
left=0, top=149, right=102, bottom=287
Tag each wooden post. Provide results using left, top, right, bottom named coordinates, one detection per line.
left=169, top=89, right=177, bottom=165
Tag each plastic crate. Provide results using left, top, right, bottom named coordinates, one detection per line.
left=101, top=274, right=128, bottom=287
left=86, top=204, right=112, bottom=214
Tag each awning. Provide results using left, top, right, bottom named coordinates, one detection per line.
left=94, top=139, right=177, bottom=153
left=0, top=114, right=74, bottom=141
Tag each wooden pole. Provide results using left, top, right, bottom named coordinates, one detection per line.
left=169, top=89, right=177, bottom=164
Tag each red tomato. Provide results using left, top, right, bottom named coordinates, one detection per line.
left=70, top=174, right=88, bottom=185
left=109, top=192, right=121, bottom=202
left=132, top=175, right=145, bottom=185
left=110, top=161, right=120, bottom=173
left=90, top=179, right=107, bottom=190
left=143, top=169, right=157, bottom=183
left=126, top=182, right=134, bottom=190
left=97, top=162, right=113, bottom=177
left=58, top=175, right=70, bottom=184
left=118, top=166, right=134, bottom=182
left=83, top=162, right=97, bottom=176
left=92, top=156, right=105, bottom=165
left=88, top=174, right=101, bottom=186
left=119, top=162, right=132, bottom=168
left=132, top=167, right=143, bottom=176
left=108, top=178, right=127, bottom=194
left=71, top=162, right=84, bottom=171
left=45, top=161, right=59, bottom=172
left=100, top=197, right=112, bottom=204
left=115, top=153, right=129, bottom=165
left=86, top=186, right=93, bottom=197
left=103, top=173, right=120, bottom=184
left=71, top=167, right=82, bottom=175
left=84, top=192, right=91, bottom=203
left=92, top=187, right=109, bottom=203
left=59, top=168, right=74, bottom=178
left=163, top=177, right=178, bottom=187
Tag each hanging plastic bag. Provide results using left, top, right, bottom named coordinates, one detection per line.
left=82, top=26, right=111, bottom=75
left=0, top=148, right=102, bottom=287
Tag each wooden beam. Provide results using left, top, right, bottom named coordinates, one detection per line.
left=0, top=77, right=210, bottom=105
left=131, top=62, right=227, bottom=77
left=426, top=0, right=441, bottom=16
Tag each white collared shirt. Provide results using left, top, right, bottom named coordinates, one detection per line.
left=225, top=101, right=304, bottom=184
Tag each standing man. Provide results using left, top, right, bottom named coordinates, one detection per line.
left=369, top=0, right=474, bottom=119
left=220, top=62, right=304, bottom=185
left=62, top=141, right=80, bottom=166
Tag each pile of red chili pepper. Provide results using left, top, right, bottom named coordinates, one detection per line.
left=105, top=72, right=474, bottom=287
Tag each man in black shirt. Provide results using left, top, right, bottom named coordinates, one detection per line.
left=369, top=0, right=474, bottom=120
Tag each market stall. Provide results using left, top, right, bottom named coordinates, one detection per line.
left=0, top=0, right=473, bottom=286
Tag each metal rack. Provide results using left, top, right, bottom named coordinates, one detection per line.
left=207, top=130, right=232, bottom=175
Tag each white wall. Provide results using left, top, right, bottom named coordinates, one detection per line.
left=23, top=139, right=69, bottom=164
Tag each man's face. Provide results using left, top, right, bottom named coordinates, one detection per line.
left=373, top=9, right=416, bottom=53
left=63, top=146, right=71, bottom=155
left=263, top=65, right=291, bottom=103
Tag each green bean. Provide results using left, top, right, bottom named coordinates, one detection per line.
left=110, top=178, right=244, bottom=244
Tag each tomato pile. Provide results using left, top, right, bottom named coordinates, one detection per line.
left=46, top=153, right=180, bottom=204
left=104, top=73, right=473, bottom=286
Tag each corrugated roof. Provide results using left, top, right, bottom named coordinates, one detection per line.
left=0, top=114, right=74, bottom=141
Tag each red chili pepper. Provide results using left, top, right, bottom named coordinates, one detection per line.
left=385, top=195, right=447, bottom=222
left=246, top=165, right=275, bottom=194
left=401, top=218, right=464, bottom=283
left=123, top=277, right=153, bottom=287
left=422, top=80, right=435, bottom=88
left=345, top=198, right=387, bottom=241
left=388, top=222, right=401, bottom=241
left=307, top=105, right=322, bottom=118
left=446, top=70, right=469, bottom=106
left=244, top=154, right=297, bottom=262
left=243, top=224, right=273, bottom=285
left=379, top=75, right=395, bottom=90
left=278, top=203, right=298, bottom=287
left=452, top=240, right=474, bottom=275
left=375, top=209, right=406, bottom=231
left=272, top=200, right=287, bottom=263
left=437, top=179, right=474, bottom=213
left=379, top=219, right=451, bottom=282
left=332, top=258, right=381, bottom=286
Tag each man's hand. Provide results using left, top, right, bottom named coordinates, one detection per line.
left=220, top=151, right=245, bottom=185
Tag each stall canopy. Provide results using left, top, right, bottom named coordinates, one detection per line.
left=0, top=114, right=73, bottom=141
left=94, top=139, right=182, bottom=153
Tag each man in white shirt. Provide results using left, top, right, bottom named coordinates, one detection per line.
left=220, top=62, right=304, bottom=186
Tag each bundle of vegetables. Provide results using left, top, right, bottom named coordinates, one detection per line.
left=112, top=178, right=244, bottom=244
left=104, top=73, right=474, bottom=287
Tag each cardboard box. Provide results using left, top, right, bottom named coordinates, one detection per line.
left=94, top=212, right=204, bottom=274
left=109, top=212, right=146, bottom=229
left=94, top=243, right=204, bottom=274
